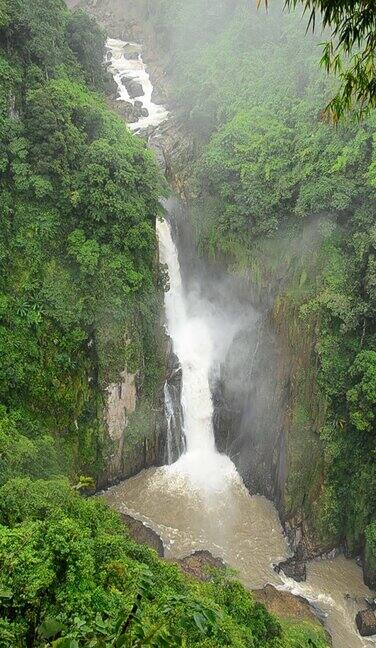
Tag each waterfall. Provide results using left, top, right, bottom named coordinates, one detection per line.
left=104, top=38, right=376, bottom=648
left=106, top=38, right=168, bottom=132
left=164, top=382, right=176, bottom=464
left=106, top=35, right=233, bottom=486
left=157, top=218, right=238, bottom=491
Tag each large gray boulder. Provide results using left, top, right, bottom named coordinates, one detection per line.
left=274, top=556, right=307, bottom=582
left=114, top=101, right=142, bottom=123
left=356, top=609, right=376, bottom=636
left=123, top=43, right=141, bottom=60
left=133, top=100, right=149, bottom=117
left=121, top=76, right=144, bottom=99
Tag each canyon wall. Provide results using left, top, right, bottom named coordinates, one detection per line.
left=68, top=0, right=370, bottom=576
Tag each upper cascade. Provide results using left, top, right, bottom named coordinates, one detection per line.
left=106, top=37, right=168, bottom=132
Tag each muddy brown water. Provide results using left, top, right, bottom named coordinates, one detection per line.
left=103, top=36, right=375, bottom=648
left=103, top=466, right=376, bottom=648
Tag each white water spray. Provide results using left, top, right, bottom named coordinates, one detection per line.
left=103, top=38, right=376, bottom=648
left=106, top=38, right=168, bottom=132
left=157, top=218, right=239, bottom=492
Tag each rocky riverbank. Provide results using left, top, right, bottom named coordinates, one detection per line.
left=66, top=2, right=374, bottom=643
left=120, top=517, right=332, bottom=644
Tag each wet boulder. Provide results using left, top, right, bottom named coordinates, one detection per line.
left=176, top=550, right=226, bottom=581
left=123, top=43, right=141, bottom=60
left=253, top=584, right=331, bottom=644
left=356, top=609, right=376, bottom=636
left=120, top=513, right=164, bottom=557
left=133, top=101, right=148, bottom=117
left=124, top=51, right=139, bottom=61
left=274, top=556, right=307, bottom=582
left=121, top=76, right=144, bottom=99
left=114, top=100, right=142, bottom=123
left=128, top=79, right=144, bottom=98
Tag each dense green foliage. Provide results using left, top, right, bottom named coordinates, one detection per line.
left=285, top=0, right=376, bottom=119
left=0, top=478, right=330, bottom=648
left=0, top=0, right=165, bottom=485
left=0, top=2, right=331, bottom=646
left=145, top=0, right=376, bottom=572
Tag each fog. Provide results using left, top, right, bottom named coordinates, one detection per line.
left=100, top=10, right=376, bottom=646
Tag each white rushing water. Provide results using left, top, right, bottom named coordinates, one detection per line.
left=163, top=382, right=176, bottom=464
left=106, top=37, right=168, bottom=132
left=103, top=38, right=376, bottom=648
left=157, top=218, right=239, bottom=491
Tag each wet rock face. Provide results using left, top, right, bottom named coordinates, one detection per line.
left=105, top=369, right=137, bottom=483
left=163, top=340, right=185, bottom=464
left=252, top=584, right=331, bottom=643
left=213, top=320, right=283, bottom=500
left=176, top=550, right=226, bottom=581
left=121, top=76, right=144, bottom=98
left=121, top=513, right=164, bottom=557
left=274, top=556, right=307, bottom=582
left=356, top=609, right=376, bottom=636
left=363, top=555, right=376, bottom=590
left=212, top=298, right=333, bottom=562
left=98, top=332, right=172, bottom=489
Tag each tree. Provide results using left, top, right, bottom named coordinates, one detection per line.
left=66, top=9, right=106, bottom=87
left=284, top=1, right=376, bottom=119
left=347, top=350, right=376, bottom=433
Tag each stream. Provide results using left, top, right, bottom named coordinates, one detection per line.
left=105, top=37, right=375, bottom=648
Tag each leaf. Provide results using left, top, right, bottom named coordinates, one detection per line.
left=52, top=639, right=79, bottom=648
left=193, top=612, right=207, bottom=634
left=73, top=616, right=87, bottom=629
left=115, top=634, right=128, bottom=648
left=38, top=617, right=65, bottom=639
left=203, top=608, right=217, bottom=624
left=0, top=589, right=12, bottom=599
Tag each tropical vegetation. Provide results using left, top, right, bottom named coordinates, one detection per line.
left=0, top=0, right=332, bottom=646
left=145, top=0, right=376, bottom=584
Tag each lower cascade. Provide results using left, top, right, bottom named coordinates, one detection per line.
left=157, top=217, right=239, bottom=491
left=104, top=38, right=376, bottom=648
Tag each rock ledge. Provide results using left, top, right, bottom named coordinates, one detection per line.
left=356, top=608, right=376, bottom=637
left=121, top=513, right=164, bottom=557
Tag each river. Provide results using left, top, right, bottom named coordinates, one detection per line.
left=105, top=37, right=376, bottom=648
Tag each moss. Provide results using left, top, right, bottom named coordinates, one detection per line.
left=280, top=620, right=330, bottom=648
left=364, top=523, right=376, bottom=586
left=124, top=400, right=158, bottom=450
